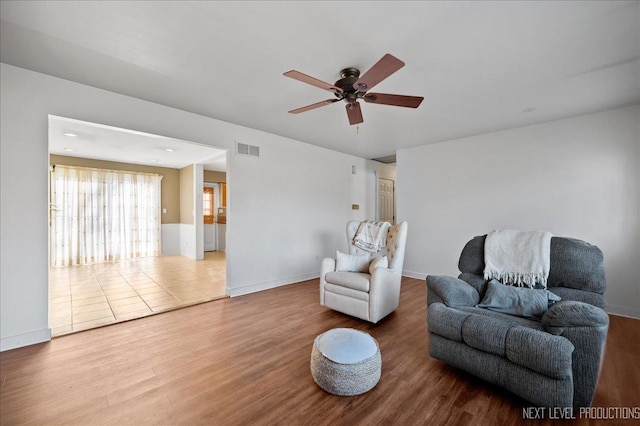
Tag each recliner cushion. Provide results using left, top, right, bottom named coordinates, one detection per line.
left=458, top=235, right=606, bottom=295
left=462, top=314, right=510, bottom=357
left=458, top=306, right=546, bottom=331
left=457, top=312, right=574, bottom=379
left=325, top=271, right=370, bottom=292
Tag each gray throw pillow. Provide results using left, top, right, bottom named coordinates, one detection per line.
left=477, top=279, right=561, bottom=318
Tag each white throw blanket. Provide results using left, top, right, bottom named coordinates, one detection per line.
left=483, top=229, right=552, bottom=288
left=353, top=221, right=391, bottom=253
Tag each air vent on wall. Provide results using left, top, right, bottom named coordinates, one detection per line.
left=236, top=142, right=260, bottom=158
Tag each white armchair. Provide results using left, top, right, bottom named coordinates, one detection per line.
left=320, top=221, right=408, bottom=323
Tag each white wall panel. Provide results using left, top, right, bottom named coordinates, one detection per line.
left=397, top=106, right=640, bottom=318
left=161, top=224, right=181, bottom=256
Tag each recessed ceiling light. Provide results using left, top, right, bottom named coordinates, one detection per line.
left=64, top=148, right=75, bottom=152
left=149, top=159, right=158, bottom=163
left=63, top=132, right=78, bottom=137
left=164, top=148, right=174, bottom=152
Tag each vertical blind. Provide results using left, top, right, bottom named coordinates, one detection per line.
left=50, top=165, right=161, bottom=266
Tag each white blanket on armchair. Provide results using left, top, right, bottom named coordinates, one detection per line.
left=483, top=229, right=552, bottom=288
left=353, top=221, right=390, bottom=253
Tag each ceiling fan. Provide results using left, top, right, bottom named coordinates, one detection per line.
left=284, top=54, right=423, bottom=126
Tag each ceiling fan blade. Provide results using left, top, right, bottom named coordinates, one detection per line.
left=353, top=54, right=405, bottom=92
left=283, top=70, right=343, bottom=93
left=363, top=93, right=424, bottom=108
left=346, top=102, right=363, bottom=125
left=288, top=99, right=340, bottom=114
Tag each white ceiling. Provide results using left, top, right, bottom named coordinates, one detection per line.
left=2, top=1, right=639, bottom=160
left=49, top=116, right=227, bottom=171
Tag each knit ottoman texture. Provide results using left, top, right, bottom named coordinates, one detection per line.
left=310, top=328, right=381, bottom=396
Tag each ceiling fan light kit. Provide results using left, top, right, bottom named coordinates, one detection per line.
left=284, top=53, right=424, bottom=126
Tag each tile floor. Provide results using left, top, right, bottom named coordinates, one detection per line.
left=49, top=251, right=227, bottom=336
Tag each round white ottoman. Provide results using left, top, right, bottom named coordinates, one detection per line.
left=310, top=328, right=381, bottom=396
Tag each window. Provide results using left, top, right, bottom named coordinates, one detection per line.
left=203, top=187, right=214, bottom=224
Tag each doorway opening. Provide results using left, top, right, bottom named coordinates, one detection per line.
left=374, top=161, right=397, bottom=224
left=203, top=181, right=226, bottom=253
left=48, top=115, right=228, bottom=336
left=378, top=177, right=395, bottom=224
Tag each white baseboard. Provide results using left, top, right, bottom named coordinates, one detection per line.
left=228, top=270, right=429, bottom=297
left=1, top=328, right=51, bottom=352
left=402, top=270, right=427, bottom=280
left=606, top=304, right=640, bottom=319
left=227, top=273, right=319, bottom=297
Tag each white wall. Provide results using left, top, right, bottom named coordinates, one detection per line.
left=226, top=140, right=374, bottom=296
left=398, top=105, right=640, bottom=318
left=0, top=64, right=374, bottom=350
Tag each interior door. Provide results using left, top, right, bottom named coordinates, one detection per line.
left=378, top=178, right=395, bottom=224
left=203, top=185, right=216, bottom=251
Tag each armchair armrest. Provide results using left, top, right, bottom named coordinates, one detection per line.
left=369, top=266, right=402, bottom=323
left=319, top=257, right=336, bottom=305
left=542, top=300, right=609, bottom=408
left=542, top=301, right=609, bottom=331
left=320, top=257, right=336, bottom=277
left=370, top=266, right=401, bottom=291
left=426, top=275, right=479, bottom=307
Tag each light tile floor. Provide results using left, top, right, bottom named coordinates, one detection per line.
left=49, top=252, right=227, bottom=336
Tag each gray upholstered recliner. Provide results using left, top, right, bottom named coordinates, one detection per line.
left=427, top=235, right=609, bottom=409
left=320, top=221, right=408, bottom=323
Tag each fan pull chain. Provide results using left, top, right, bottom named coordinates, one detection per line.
left=356, top=125, right=360, bottom=135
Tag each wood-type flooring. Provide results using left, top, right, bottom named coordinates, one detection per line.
left=1, top=277, right=638, bottom=425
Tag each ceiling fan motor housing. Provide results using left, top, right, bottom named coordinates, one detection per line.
left=335, top=68, right=362, bottom=103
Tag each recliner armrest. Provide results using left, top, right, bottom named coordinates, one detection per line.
left=541, top=300, right=609, bottom=408
left=369, top=266, right=403, bottom=323
left=426, top=275, right=479, bottom=307
left=320, top=257, right=336, bottom=276
left=319, top=258, right=336, bottom=306
left=542, top=301, right=609, bottom=331
left=371, top=265, right=397, bottom=277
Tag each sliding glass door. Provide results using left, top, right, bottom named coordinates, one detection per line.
left=50, top=165, right=161, bottom=266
